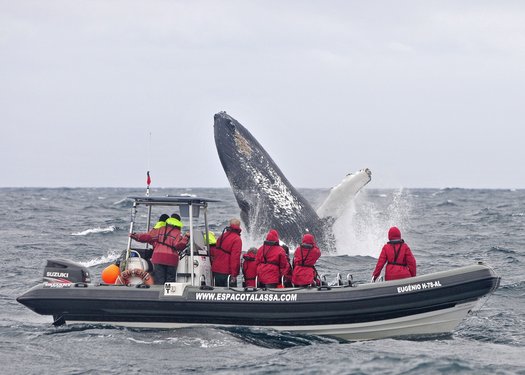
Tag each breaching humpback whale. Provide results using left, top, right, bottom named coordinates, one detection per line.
left=214, top=111, right=371, bottom=250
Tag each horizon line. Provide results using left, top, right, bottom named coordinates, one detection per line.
left=0, top=186, right=522, bottom=191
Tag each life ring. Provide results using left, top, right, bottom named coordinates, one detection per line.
left=115, top=269, right=154, bottom=286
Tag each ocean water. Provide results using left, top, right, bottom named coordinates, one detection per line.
left=0, top=187, right=523, bottom=374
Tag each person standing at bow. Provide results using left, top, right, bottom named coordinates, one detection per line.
left=131, top=213, right=189, bottom=284
left=211, top=218, right=243, bottom=287
left=292, top=233, right=321, bottom=287
left=372, top=226, right=417, bottom=281
left=255, top=229, right=291, bottom=288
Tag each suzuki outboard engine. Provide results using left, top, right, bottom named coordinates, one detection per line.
left=43, top=259, right=91, bottom=284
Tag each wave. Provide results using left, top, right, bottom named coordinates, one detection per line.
left=499, top=280, right=525, bottom=292
left=474, top=208, right=499, bottom=216
left=220, top=326, right=340, bottom=349
left=488, top=246, right=516, bottom=255
left=71, top=226, right=117, bottom=236
left=437, top=200, right=457, bottom=207
left=113, top=197, right=130, bottom=206
left=78, top=249, right=122, bottom=268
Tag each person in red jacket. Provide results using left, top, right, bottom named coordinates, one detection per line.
left=281, top=245, right=293, bottom=287
left=242, top=247, right=258, bottom=288
left=255, top=229, right=291, bottom=288
left=211, top=218, right=243, bottom=287
left=372, top=226, right=417, bottom=281
left=131, top=213, right=189, bottom=284
left=292, top=233, right=321, bottom=287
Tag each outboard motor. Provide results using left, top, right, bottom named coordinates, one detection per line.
left=43, top=259, right=91, bottom=284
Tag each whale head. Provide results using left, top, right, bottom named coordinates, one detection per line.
left=214, top=112, right=328, bottom=248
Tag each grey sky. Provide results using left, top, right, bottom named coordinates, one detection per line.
left=1, top=1, right=524, bottom=189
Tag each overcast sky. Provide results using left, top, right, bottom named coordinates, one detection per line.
left=1, top=1, right=524, bottom=189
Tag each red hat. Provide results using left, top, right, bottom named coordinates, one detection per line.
left=266, top=229, right=279, bottom=242
left=388, top=227, right=401, bottom=241
left=302, top=233, right=315, bottom=245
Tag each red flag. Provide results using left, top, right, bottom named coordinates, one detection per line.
left=146, top=171, right=151, bottom=186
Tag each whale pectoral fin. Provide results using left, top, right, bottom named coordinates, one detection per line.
left=316, top=168, right=372, bottom=219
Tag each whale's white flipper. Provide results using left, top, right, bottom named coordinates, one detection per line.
left=316, top=168, right=372, bottom=219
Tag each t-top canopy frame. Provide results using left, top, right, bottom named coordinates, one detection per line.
left=126, top=195, right=221, bottom=286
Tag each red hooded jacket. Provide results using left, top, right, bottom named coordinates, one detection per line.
left=372, top=227, right=417, bottom=281
left=292, top=234, right=321, bottom=286
left=255, top=230, right=291, bottom=285
left=211, top=224, right=242, bottom=277
left=242, top=250, right=258, bottom=287
left=283, top=253, right=293, bottom=286
left=132, top=225, right=189, bottom=267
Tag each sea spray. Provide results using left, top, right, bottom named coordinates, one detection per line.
left=78, top=249, right=122, bottom=268
left=334, top=189, right=412, bottom=257
left=71, top=226, right=117, bottom=236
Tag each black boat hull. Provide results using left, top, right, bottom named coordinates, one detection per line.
left=17, top=263, right=500, bottom=340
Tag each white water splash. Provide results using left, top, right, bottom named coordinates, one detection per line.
left=113, top=197, right=129, bottom=205
left=78, top=249, right=122, bottom=268
left=333, top=189, right=411, bottom=257
left=71, top=226, right=117, bottom=236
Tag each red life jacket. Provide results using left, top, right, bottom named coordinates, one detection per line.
left=292, top=242, right=321, bottom=286
left=255, top=230, right=291, bottom=285
left=134, top=225, right=188, bottom=266
left=242, top=253, right=257, bottom=287
left=211, top=225, right=242, bottom=277
left=255, top=243, right=289, bottom=285
left=372, top=240, right=417, bottom=281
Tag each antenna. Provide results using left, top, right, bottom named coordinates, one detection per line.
left=146, top=171, right=151, bottom=196
left=147, top=131, right=152, bottom=171
left=146, top=132, right=152, bottom=197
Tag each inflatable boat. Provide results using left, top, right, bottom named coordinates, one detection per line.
left=17, top=195, right=500, bottom=341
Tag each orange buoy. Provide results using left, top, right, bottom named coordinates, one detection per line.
left=101, top=264, right=120, bottom=284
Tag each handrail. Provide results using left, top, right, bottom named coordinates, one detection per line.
left=189, top=203, right=194, bottom=286
left=126, top=202, right=138, bottom=261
